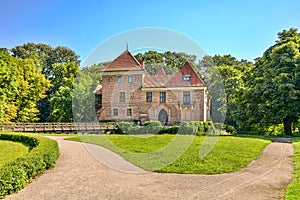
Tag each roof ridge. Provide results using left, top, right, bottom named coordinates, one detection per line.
left=103, top=50, right=143, bottom=72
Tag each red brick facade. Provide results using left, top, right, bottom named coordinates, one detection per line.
left=96, top=50, right=210, bottom=125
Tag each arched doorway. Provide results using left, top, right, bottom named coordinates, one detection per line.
left=158, top=109, right=168, bottom=125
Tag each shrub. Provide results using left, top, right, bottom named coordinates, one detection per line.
left=159, top=126, right=180, bottom=134
left=178, top=122, right=198, bottom=135
left=117, top=120, right=163, bottom=134
left=213, top=123, right=225, bottom=130
left=177, top=121, right=215, bottom=136
left=143, top=120, right=163, bottom=134
left=0, top=133, right=59, bottom=198
left=116, top=121, right=133, bottom=134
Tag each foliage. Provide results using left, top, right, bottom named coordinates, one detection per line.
left=177, top=121, right=216, bottom=135
left=159, top=126, right=180, bottom=134
left=0, top=133, right=59, bottom=198
left=134, top=51, right=197, bottom=75
left=11, top=43, right=80, bottom=122
left=73, top=64, right=104, bottom=122
left=235, top=28, right=300, bottom=135
left=285, top=139, right=300, bottom=200
left=201, top=56, right=253, bottom=126
left=47, top=62, right=79, bottom=122
left=67, top=134, right=270, bottom=174
left=116, top=121, right=216, bottom=136
left=0, top=134, right=39, bottom=150
left=117, top=120, right=163, bottom=134
left=0, top=50, right=50, bottom=122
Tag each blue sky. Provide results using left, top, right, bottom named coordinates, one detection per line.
left=1, top=0, right=299, bottom=65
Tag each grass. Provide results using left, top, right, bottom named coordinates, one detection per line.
left=0, top=140, right=29, bottom=166
left=66, top=134, right=271, bottom=174
left=285, top=138, right=300, bottom=200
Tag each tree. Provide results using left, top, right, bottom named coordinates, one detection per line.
left=236, top=28, right=300, bottom=135
left=198, top=54, right=253, bottom=127
left=47, top=62, right=79, bottom=122
left=134, top=50, right=197, bottom=75
left=11, top=43, right=80, bottom=122
left=0, top=49, right=50, bottom=122
left=73, top=64, right=104, bottom=122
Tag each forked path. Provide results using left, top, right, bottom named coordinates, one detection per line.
left=6, top=136, right=294, bottom=200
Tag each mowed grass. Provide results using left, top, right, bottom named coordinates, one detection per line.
left=0, top=140, right=29, bottom=166
left=67, top=134, right=271, bottom=174
left=285, top=138, right=300, bottom=200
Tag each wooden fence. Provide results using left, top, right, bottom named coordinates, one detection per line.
left=0, top=122, right=117, bottom=133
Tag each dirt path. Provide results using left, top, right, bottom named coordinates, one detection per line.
left=6, top=136, right=294, bottom=200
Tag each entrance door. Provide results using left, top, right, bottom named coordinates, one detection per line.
left=158, top=109, right=168, bottom=125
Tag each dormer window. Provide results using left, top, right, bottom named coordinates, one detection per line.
left=183, top=75, right=191, bottom=81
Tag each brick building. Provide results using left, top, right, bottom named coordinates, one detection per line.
left=96, top=50, right=210, bottom=125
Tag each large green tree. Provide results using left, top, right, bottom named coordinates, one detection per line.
left=11, top=43, right=80, bottom=122
left=236, top=28, right=300, bottom=135
left=73, top=64, right=104, bottom=122
left=0, top=49, right=50, bottom=122
left=198, top=54, right=253, bottom=125
left=48, top=62, right=79, bottom=122
left=135, top=51, right=197, bottom=75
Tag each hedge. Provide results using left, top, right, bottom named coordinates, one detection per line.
left=0, top=134, right=39, bottom=150
left=0, top=133, right=59, bottom=198
left=116, top=121, right=216, bottom=135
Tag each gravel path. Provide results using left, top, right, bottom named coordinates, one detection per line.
left=6, top=136, right=294, bottom=200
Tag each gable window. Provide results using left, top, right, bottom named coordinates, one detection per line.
left=183, top=75, right=191, bottom=81
left=119, top=92, right=125, bottom=103
left=183, top=91, right=190, bottom=105
left=127, top=108, right=132, bottom=116
left=146, top=92, right=152, bottom=102
left=128, top=76, right=133, bottom=83
left=113, top=108, right=118, bottom=116
left=118, top=76, right=122, bottom=83
left=160, top=92, right=166, bottom=103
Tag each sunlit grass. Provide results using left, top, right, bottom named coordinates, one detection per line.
left=0, top=140, right=29, bottom=166
left=285, top=138, right=300, bottom=200
left=66, top=134, right=271, bottom=174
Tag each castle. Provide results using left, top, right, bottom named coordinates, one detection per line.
left=96, top=50, right=210, bottom=125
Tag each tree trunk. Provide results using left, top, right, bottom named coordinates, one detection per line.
left=283, top=116, right=293, bottom=136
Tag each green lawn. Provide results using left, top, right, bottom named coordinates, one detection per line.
left=66, top=134, right=271, bottom=174
left=285, top=138, right=300, bottom=200
left=0, top=140, right=29, bottom=166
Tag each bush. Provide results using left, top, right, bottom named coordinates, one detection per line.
left=0, top=133, right=59, bottom=198
left=143, top=120, right=163, bottom=134
left=117, top=120, right=163, bottom=134
left=159, top=126, right=180, bottom=134
left=177, top=121, right=215, bottom=136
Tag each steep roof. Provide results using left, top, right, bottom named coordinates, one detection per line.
left=156, top=68, right=166, bottom=76
left=166, top=62, right=206, bottom=87
left=102, top=50, right=143, bottom=72
left=143, top=62, right=206, bottom=88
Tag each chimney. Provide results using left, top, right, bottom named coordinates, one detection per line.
left=141, top=61, right=145, bottom=69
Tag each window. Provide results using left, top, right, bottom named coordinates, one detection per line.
left=118, top=76, right=122, bottom=83
left=127, top=108, right=132, bottom=116
left=119, top=92, right=125, bottom=103
left=146, top=92, right=152, bottom=102
left=160, top=92, right=166, bottom=103
left=183, top=91, right=190, bottom=105
left=113, top=108, right=118, bottom=116
left=183, top=75, right=191, bottom=81
left=128, top=76, right=133, bottom=83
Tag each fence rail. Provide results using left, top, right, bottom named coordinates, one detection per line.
left=0, top=122, right=117, bottom=133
